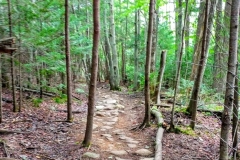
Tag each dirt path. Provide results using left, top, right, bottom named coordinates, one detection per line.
left=0, top=87, right=156, bottom=160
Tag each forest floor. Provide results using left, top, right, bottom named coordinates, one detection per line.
left=0, top=82, right=225, bottom=160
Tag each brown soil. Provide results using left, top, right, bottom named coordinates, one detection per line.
left=0, top=83, right=227, bottom=160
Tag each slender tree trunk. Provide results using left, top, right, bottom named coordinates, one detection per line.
left=219, top=0, right=239, bottom=158
left=103, top=1, right=113, bottom=85
left=109, top=0, right=120, bottom=90
left=213, top=0, right=224, bottom=92
left=150, top=5, right=156, bottom=72
left=154, top=50, right=167, bottom=105
left=0, top=55, right=2, bottom=123
left=188, top=0, right=209, bottom=130
left=65, top=0, right=72, bottom=122
left=190, top=1, right=205, bottom=80
left=141, top=0, right=155, bottom=128
left=175, top=0, right=182, bottom=79
left=170, top=0, right=189, bottom=131
left=83, top=0, right=100, bottom=147
left=7, top=0, right=17, bottom=112
left=133, top=8, right=140, bottom=91
left=232, top=66, right=238, bottom=160
left=187, top=0, right=217, bottom=117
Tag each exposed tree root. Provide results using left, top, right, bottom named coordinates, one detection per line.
left=55, top=109, right=83, bottom=114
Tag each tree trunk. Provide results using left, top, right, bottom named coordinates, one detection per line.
left=150, top=6, right=157, bottom=73
left=0, top=54, right=2, bottom=123
left=65, top=0, right=72, bottom=122
left=213, top=0, right=224, bottom=92
left=7, top=0, right=17, bottom=112
left=190, top=0, right=205, bottom=80
left=133, top=8, right=140, bottom=91
left=109, top=0, right=120, bottom=90
left=141, top=0, right=155, bottom=128
left=83, top=0, right=100, bottom=147
left=154, top=50, right=167, bottom=105
left=187, top=0, right=217, bottom=119
left=219, top=0, right=239, bottom=158
left=188, top=0, right=216, bottom=130
left=170, top=0, right=189, bottom=131
left=175, top=0, right=182, bottom=79
left=232, top=66, right=238, bottom=160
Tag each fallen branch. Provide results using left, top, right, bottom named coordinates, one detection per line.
left=16, top=87, right=56, bottom=97
left=151, top=103, right=172, bottom=108
left=151, top=107, right=164, bottom=160
left=55, top=109, right=83, bottom=114
left=197, top=108, right=222, bottom=117
left=0, top=158, right=18, bottom=160
left=0, top=129, right=30, bottom=135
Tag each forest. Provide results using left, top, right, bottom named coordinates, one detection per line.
left=0, top=0, right=239, bottom=159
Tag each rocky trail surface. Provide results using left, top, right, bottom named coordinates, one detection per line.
left=0, top=86, right=157, bottom=160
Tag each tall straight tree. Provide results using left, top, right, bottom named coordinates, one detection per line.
left=187, top=0, right=217, bottom=120
left=7, top=0, right=17, bottom=112
left=133, top=7, right=140, bottom=91
left=140, top=0, right=155, bottom=128
left=83, top=0, right=100, bottom=146
left=219, top=0, right=240, bottom=158
left=65, top=0, right=72, bottom=122
left=170, top=0, right=189, bottom=131
left=109, top=0, right=120, bottom=90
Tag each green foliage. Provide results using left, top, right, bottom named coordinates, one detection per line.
left=175, top=106, right=189, bottom=115
left=32, top=98, right=43, bottom=107
left=54, top=94, right=67, bottom=104
left=175, top=126, right=196, bottom=136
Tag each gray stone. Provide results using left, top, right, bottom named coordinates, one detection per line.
left=102, top=126, right=113, bottom=130
left=140, top=158, right=154, bottom=160
left=110, top=150, right=128, bottom=156
left=135, top=149, right=153, bottom=156
left=96, top=105, right=105, bottom=110
left=116, top=104, right=125, bottom=109
left=82, top=152, right=100, bottom=159
left=126, top=139, right=139, bottom=144
left=103, top=122, right=116, bottom=125
left=127, top=144, right=137, bottom=148
left=105, top=99, right=117, bottom=104
left=106, top=137, right=114, bottom=141
left=116, top=157, right=132, bottom=160
left=101, top=134, right=112, bottom=138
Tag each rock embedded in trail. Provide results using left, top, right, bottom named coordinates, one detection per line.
left=82, top=152, right=100, bottom=159
left=95, top=105, right=105, bottom=110
left=135, top=149, right=153, bottom=156
left=140, top=158, right=154, bottom=160
left=127, top=143, right=137, bottom=148
left=115, top=157, right=132, bottom=160
left=110, top=150, right=128, bottom=156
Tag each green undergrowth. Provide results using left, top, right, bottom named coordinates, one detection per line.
left=32, top=98, right=43, bottom=107
left=175, top=126, right=196, bottom=136
left=54, top=94, right=67, bottom=104
left=175, top=106, right=189, bottom=115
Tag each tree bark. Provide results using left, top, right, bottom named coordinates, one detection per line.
left=170, top=0, right=189, bottom=131
left=83, top=0, right=100, bottom=147
left=213, top=0, right=224, bottom=92
left=133, top=8, right=140, bottom=91
left=109, top=0, right=120, bottom=90
left=187, top=0, right=217, bottom=119
left=219, top=0, right=239, bottom=158
left=7, top=0, right=17, bottom=112
left=141, top=0, right=155, bottom=128
left=190, top=0, right=205, bottom=80
left=65, top=0, right=73, bottom=122
left=232, top=66, right=238, bottom=160
left=155, top=50, right=167, bottom=105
